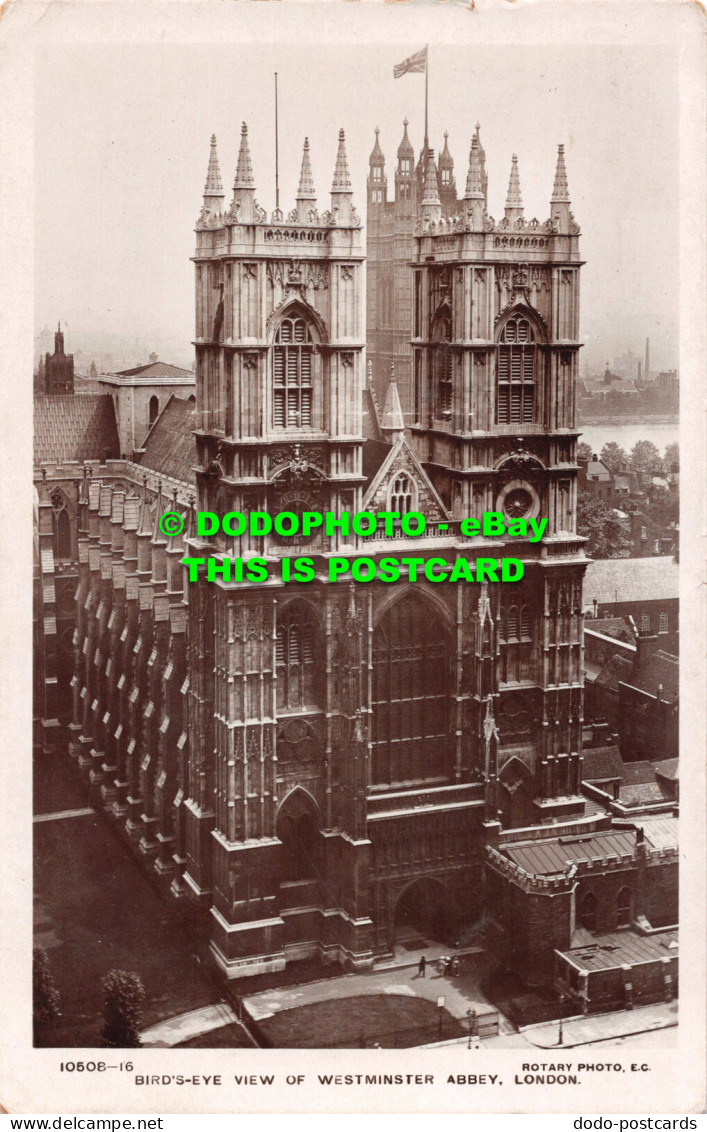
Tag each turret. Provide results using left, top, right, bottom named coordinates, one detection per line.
left=330, top=128, right=355, bottom=226
left=231, top=122, right=256, bottom=224
left=464, top=131, right=485, bottom=231
left=395, top=119, right=416, bottom=204
left=437, top=131, right=456, bottom=212
left=421, top=148, right=441, bottom=224
left=367, top=127, right=387, bottom=207
left=550, top=143, right=571, bottom=234
left=504, top=154, right=524, bottom=225
left=202, top=134, right=224, bottom=219
left=295, top=137, right=317, bottom=222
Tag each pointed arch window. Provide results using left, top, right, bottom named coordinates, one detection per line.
left=433, top=310, right=453, bottom=421
left=276, top=601, right=320, bottom=711
left=390, top=472, right=415, bottom=516
left=579, top=891, right=598, bottom=932
left=273, top=316, right=314, bottom=429
left=497, top=316, right=536, bottom=425
left=50, top=490, right=72, bottom=561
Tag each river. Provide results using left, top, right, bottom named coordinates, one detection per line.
left=577, top=418, right=678, bottom=457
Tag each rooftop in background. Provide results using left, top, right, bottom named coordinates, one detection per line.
left=99, top=359, right=195, bottom=385
left=583, top=556, right=678, bottom=607
left=34, top=394, right=120, bottom=465
left=504, top=829, right=637, bottom=876
left=630, top=648, right=679, bottom=701
left=137, top=396, right=197, bottom=486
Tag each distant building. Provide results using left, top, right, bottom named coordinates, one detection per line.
left=43, top=324, right=75, bottom=395
left=578, top=454, right=614, bottom=502
left=583, top=556, right=678, bottom=653
left=97, top=358, right=195, bottom=454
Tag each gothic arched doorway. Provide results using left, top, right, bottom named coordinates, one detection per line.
left=499, top=757, right=535, bottom=829
left=394, top=877, right=451, bottom=948
left=276, top=789, right=321, bottom=884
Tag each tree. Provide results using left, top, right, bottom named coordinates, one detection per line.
left=629, top=439, right=663, bottom=477
left=577, top=493, right=633, bottom=559
left=644, top=484, right=678, bottom=528
left=33, top=946, right=60, bottom=1045
left=663, top=441, right=679, bottom=472
left=101, top=970, right=145, bottom=1048
left=577, top=441, right=593, bottom=464
left=599, top=441, right=629, bottom=474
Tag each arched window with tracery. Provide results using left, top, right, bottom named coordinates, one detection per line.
left=50, top=490, right=72, bottom=561
left=616, top=886, right=632, bottom=928
left=372, top=595, right=450, bottom=786
left=390, top=472, right=415, bottom=516
left=579, top=890, right=598, bottom=932
left=498, top=601, right=534, bottom=684
left=275, top=601, right=320, bottom=711
left=432, top=308, right=453, bottom=421
left=273, top=315, right=314, bottom=429
left=496, top=315, right=536, bottom=425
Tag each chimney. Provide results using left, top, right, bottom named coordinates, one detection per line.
left=634, top=629, right=659, bottom=672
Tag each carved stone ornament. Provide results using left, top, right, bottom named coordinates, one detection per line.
left=270, top=444, right=323, bottom=477
left=243, top=353, right=259, bottom=371
left=341, top=352, right=354, bottom=369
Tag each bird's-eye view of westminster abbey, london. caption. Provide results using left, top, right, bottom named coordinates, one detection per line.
left=32, top=82, right=679, bottom=1050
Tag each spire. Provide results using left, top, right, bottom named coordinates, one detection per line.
left=439, top=131, right=453, bottom=169
left=152, top=480, right=167, bottom=546
left=551, top=143, right=570, bottom=202
left=234, top=122, right=254, bottom=189
left=381, top=362, right=405, bottom=440
left=421, top=147, right=441, bottom=223
left=330, top=128, right=355, bottom=226
left=331, top=127, right=351, bottom=192
left=504, top=154, right=524, bottom=222
left=397, top=118, right=414, bottom=160
left=369, top=127, right=385, bottom=166
left=472, top=122, right=488, bottom=202
left=549, top=143, right=572, bottom=234
left=296, top=137, right=317, bottom=219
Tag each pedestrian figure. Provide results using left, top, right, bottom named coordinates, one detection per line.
left=452, top=955, right=460, bottom=977
left=418, top=955, right=426, bottom=977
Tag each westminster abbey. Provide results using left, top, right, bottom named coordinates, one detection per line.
left=34, top=122, right=677, bottom=1002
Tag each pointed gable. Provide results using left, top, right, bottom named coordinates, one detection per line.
left=363, top=434, right=450, bottom=525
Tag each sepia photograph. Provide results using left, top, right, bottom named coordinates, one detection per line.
left=2, top=0, right=705, bottom=1116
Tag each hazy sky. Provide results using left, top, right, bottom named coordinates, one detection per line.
left=35, top=38, right=679, bottom=371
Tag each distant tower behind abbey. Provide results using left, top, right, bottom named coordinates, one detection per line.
left=366, top=123, right=487, bottom=418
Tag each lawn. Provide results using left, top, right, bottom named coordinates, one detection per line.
left=34, top=807, right=219, bottom=1047
left=254, top=994, right=466, bottom=1048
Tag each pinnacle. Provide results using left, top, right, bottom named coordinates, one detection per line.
left=369, top=127, right=384, bottom=164
left=204, top=134, right=223, bottom=196
left=422, top=148, right=440, bottom=206
left=381, top=362, right=405, bottom=434
left=332, top=128, right=351, bottom=192
left=505, top=154, right=523, bottom=210
left=397, top=118, right=414, bottom=159
left=297, top=137, right=317, bottom=200
left=465, top=133, right=484, bottom=199
left=551, top=143, right=571, bottom=202
left=234, top=122, right=255, bottom=190
left=439, top=130, right=453, bottom=168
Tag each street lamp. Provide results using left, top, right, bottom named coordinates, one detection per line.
left=558, top=995, right=566, bottom=1046
left=466, top=1008, right=478, bottom=1049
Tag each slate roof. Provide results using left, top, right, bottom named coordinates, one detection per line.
left=504, top=830, right=636, bottom=875
left=589, top=617, right=636, bottom=643
left=138, top=396, right=197, bottom=486
left=636, top=815, right=679, bottom=850
left=583, top=557, right=678, bottom=605
left=621, top=761, right=659, bottom=786
left=628, top=649, right=678, bottom=701
left=559, top=929, right=678, bottom=972
left=111, top=361, right=195, bottom=380
left=34, top=394, right=120, bottom=464
left=653, top=758, right=679, bottom=782
left=595, top=653, right=633, bottom=692
left=362, top=438, right=392, bottom=484
left=582, top=745, right=624, bottom=783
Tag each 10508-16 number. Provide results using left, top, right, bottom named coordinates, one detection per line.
left=60, top=1062, right=134, bottom=1072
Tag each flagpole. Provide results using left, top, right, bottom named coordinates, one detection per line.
left=424, top=45, right=429, bottom=153
left=274, top=72, right=280, bottom=211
